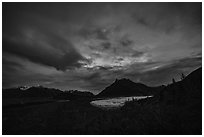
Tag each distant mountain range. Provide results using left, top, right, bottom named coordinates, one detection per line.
left=3, top=86, right=94, bottom=100
left=3, top=67, right=201, bottom=100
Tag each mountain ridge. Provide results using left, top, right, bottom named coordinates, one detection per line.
left=97, top=78, right=165, bottom=97
left=3, top=67, right=201, bottom=99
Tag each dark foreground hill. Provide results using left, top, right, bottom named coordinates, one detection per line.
left=97, top=78, right=165, bottom=97
left=118, top=67, right=202, bottom=134
left=160, top=67, right=202, bottom=105
left=160, top=67, right=202, bottom=134
left=158, top=67, right=202, bottom=134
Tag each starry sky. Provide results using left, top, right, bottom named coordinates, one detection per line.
left=3, top=2, right=202, bottom=94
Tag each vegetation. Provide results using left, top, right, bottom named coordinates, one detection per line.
left=2, top=67, right=202, bottom=135
left=2, top=98, right=163, bottom=135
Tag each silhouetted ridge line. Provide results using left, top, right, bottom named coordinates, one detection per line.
left=159, top=67, right=202, bottom=105
left=3, top=86, right=94, bottom=100
left=97, top=78, right=164, bottom=97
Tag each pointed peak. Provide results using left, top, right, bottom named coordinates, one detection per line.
left=113, top=78, right=134, bottom=85
left=117, top=78, right=132, bottom=82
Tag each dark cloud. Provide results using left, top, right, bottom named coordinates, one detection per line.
left=122, top=56, right=202, bottom=86
left=143, top=57, right=201, bottom=85
left=95, top=28, right=109, bottom=40
left=2, top=57, right=23, bottom=72
left=133, top=16, right=149, bottom=27
left=169, top=56, right=202, bottom=70
left=131, top=3, right=202, bottom=34
left=81, top=72, right=101, bottom=81
left=116, top=57, right=124, bottom=61
left=80, top=75, right=111, bottom=92
left=79, top=24, right=121, bottom=42
left=101, top=42, right=111, bottom=50
left=120, top=38, right=133, bottom=47
left=3, top=3, right=94, bottom=71
left=61, top=71, right=109, bottom=92
left=79, top=27, right=109, bottom=40
left=131, top=50, right=144, bottom=57
left=3, top=39, right=88, bottom=71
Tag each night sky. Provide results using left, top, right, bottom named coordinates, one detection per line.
left=3, top=3, right=202, bottom=94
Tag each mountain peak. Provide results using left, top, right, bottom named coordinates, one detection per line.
left=114, top=78, right=133, bottom=84
left=97, top=78, right=156, bottom=97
